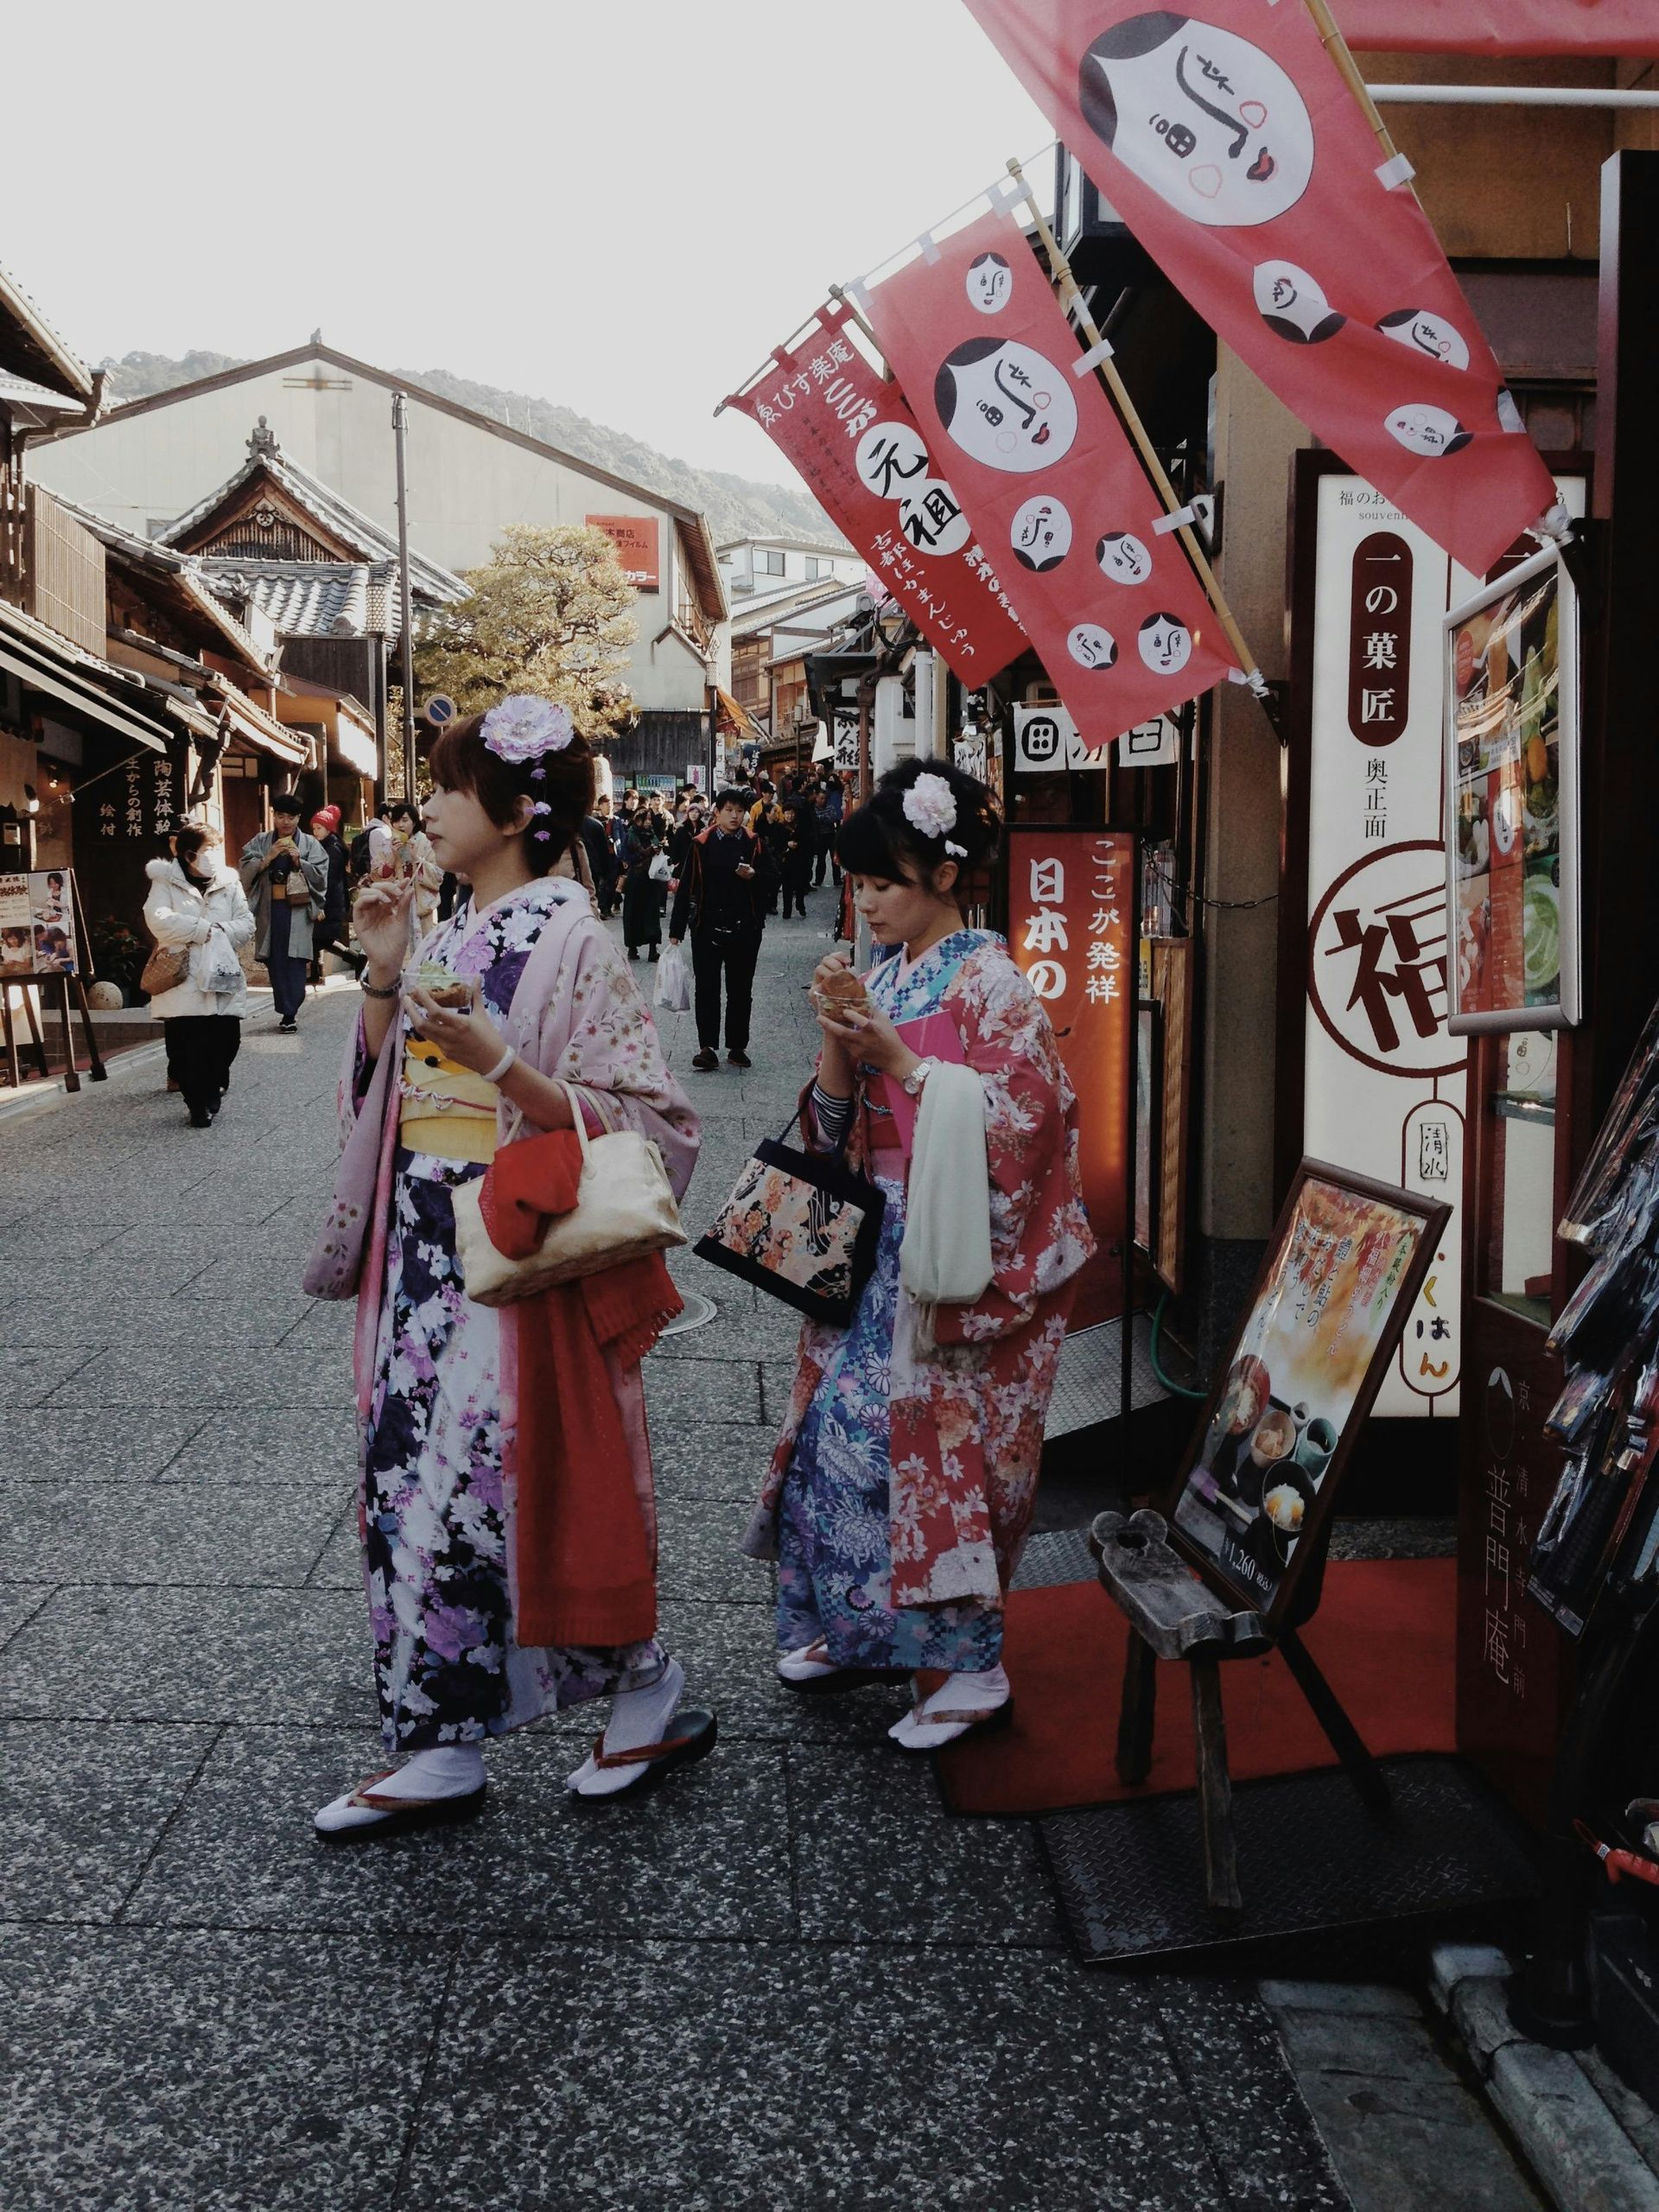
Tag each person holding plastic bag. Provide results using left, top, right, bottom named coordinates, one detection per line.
left=143, top=824, right=255, bottom=1128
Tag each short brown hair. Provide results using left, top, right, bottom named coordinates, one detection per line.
left=428, top=708, right=596, bottom=877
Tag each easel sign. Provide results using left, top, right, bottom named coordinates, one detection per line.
left=0, top=868, right=105, bottom=1092
left=1168, top=1160, right=1448, bottom=1628
left=0, top=868, right=78, bottom=976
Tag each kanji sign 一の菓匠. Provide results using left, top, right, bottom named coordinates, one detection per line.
left=724, top=302, right=1023, bottom=682
left=961, top=0, right=1562, bottom=576
left=862, top=203, right=1239, bottom=744
left=1007, top=828, right=1134, bottom=1323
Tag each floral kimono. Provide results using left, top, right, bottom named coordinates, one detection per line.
left=742, top=929, right=1093, bottom=1675
left=326, top=877, right=699, bottom=1754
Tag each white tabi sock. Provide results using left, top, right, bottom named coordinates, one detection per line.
left=565, top=1656, right=684, bottom=1797
left=888, top=1662, right=1010, bottom=1751
left=777, top=1639, right=842, bottom=1683
left=313, top=1742, right=486, bottom=1834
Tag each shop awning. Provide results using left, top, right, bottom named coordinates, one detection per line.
left=207, top=677, right=307, bottom=766
left=0, top=602, right=167, bottom=753
left=715, top=686, right=760, bottom=738
left=329, top=704, right=378, bottom=779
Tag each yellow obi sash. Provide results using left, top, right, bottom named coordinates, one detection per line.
left=399, top=1033, right=499, bottom=1163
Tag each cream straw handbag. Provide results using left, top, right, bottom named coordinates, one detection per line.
left=453, top=1082, right=685, bottom=1306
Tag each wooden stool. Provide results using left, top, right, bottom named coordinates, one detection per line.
left=1093, top=1507, right=1391, bottom=1915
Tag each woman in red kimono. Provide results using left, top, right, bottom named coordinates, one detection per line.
left=742, top=760, right=1094, bottom=1748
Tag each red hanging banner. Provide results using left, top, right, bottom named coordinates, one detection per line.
left=863, top=204, right=1240, bottom=743
left=962, top=1, right=1564, bottom=578
left=724, top=302, right=1024, bottom=682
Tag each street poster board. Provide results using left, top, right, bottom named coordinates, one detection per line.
left=0, top=868, right=79, bottom=976
left=1168, top=1160, right=1449, bottom=1626
left=1445, top=541, right=1581, bottom=1033
left=1007, top=826, right=1134, bottom=1327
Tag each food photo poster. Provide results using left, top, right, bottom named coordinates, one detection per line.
left=1170, top=1164, right=1448, bottom=1622
left=1446, top=543, right=1580, bottom=1033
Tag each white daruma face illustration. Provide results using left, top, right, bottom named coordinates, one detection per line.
left=1096, top=530, right=1154, bottom=585
left=1376, top=308, right=1471, bottom=372
left=1078, top=14, right=1315, bottom=228
left=934, top=337, right=1079, bottom=473
left=1068, top=623, right=1119, bottom=671
left=1010, top=495, right=1073, bottom=572
left=1139, top=611, right=1193, bottom=673
left=1385, top=404, right=1472, bottom=458
left=967, top=251, right=1013, bottom=315
left=1254, top=259, right=1345, bottom=345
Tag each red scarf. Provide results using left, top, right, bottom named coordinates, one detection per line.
left=479, top=1130, right=682, bottom=1647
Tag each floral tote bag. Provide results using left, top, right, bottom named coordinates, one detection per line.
left=694, top=1113, right=885, bottom=1327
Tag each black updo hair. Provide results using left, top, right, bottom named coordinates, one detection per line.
left=427, top=705, right=596, bottom=879
left=836, top=756, right=1001, bottom=884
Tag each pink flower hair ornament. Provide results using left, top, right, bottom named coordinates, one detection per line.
left=902, top=772, right=958, bottom=844
left=481, top=695, right=574, bottom=765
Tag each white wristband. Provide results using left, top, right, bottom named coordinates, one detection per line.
left=482, top=1045, right=518, bottom=1085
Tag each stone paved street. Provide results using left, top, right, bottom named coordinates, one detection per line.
left=0, top=905, right=1347, bottom=2211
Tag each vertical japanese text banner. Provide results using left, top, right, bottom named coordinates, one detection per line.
left=865, top=205, right=1238, bottom=746
left=1009, top=827, right=1135, bottom=1326
left=962, top=0, right=1561, bottom=575
left=725, top=302, right=1023, bottom=682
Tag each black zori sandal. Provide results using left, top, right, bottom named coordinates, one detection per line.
left=571, top=1710, right=719, bottom=1803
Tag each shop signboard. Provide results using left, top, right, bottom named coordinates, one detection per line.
left=585, top=516, right=660, bottom=593
left=0, top=868, right=79, bottom=976
left=1169, top=1161, right=1449, bottom=1624
left=1300, top=469, right=1584, bottom=1416
left=725, top=300, right=1024, bottom=681
left=863, top=203, right=1238, bottom=744
left=1007, top=826, right=1134, bottom=1325
left=1444, top=543, right=1581, bottom=1033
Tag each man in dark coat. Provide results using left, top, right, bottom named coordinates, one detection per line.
left=667, top=789, right=772, bottom=1070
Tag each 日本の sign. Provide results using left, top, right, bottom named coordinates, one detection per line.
left=1007, top=827, right=1135, bottom=1322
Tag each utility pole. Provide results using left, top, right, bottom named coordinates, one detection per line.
left=391, top=391, right=416, bottom=803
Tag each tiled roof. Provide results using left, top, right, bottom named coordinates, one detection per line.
left=158, top=434, right=466, bottom=606
left=201, top=560, right=392, bottom=639
left=0, top=262, right=92, bottom=402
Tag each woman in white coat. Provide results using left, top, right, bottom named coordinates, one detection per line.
left=143, top=825, right=256, bottom=1128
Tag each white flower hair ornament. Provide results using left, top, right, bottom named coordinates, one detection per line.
left=902, top=772, right=966, bottom=861
left=480, top=695, right=574, bottom=766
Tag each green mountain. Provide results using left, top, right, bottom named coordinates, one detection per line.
left=97, top=350, right=840, bottom=551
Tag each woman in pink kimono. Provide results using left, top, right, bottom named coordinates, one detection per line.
left=743, top=760, right=1094, bottom=1749
left=306, top=696, right=705, bottom=1840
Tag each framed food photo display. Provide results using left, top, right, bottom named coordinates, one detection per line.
left=1445, top=541, right=1581, bottom=1033
left=1167, top=1161, right=1450, bottom=1627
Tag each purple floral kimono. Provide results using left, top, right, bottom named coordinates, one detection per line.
left=313, top=877, right=698, bottom=1754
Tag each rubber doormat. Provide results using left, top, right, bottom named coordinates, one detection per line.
left=1041, top=1754, right=1539, bottom=1971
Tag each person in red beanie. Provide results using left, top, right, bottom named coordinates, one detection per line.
left=309, top=805, right=359, bottom=980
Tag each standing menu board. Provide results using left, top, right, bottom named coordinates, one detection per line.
left=0, top=869, right=79, bottom=976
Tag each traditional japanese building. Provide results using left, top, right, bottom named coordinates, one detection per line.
left=31, top=341, right=731, bottom=785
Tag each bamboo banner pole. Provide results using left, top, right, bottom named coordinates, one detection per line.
left=1300, top=0, right=1423, bottom=207
left=1005, top=158, right=1267, bottom=696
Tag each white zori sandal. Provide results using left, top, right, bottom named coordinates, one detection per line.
left=887, top=1665, right=1014, bottom=1752
left=313, top=1744, right=487, bottom=1843
left=776, top=1640, right=890, bottom=1695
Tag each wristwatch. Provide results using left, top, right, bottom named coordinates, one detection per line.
left=901, top=1057, right=937, bottom=1099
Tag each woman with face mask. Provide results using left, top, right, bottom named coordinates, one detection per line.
left=143, top=824, right=256, bottom=1128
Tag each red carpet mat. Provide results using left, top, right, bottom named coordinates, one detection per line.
left=938, top=1557, right=1456, bottom=1817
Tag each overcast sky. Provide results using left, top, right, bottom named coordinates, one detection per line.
left=8, top=2, right=1046, bottom=488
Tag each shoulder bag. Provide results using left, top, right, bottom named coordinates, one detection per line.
left=453, top=1082, right=685, bottom=1306
left=694, top=1103, right=885, bottom=1328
